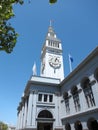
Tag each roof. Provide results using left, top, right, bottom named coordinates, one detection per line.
left=46, top=26, right=61, bottom=42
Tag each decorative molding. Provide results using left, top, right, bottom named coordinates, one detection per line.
left=36, top=118, right=55, bottom=122
left=68, top=95, right=72, bottom=99
left=30, top=90, right=35, bottom=94
left=55, top=92, right=60, bottom=96
left=61, top=94, right=72, bottom=103
left=90, top=80, right=96, bottom=86
left=29, top=90, right=38, bottom=94
left=61, top=100, right=64, bottom=103
left=37, top=104, right=55, bottom=108
left=78, top=88, right=82, bottom=93
left=61, top=107, right=98, bottom=121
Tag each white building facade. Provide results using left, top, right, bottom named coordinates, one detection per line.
left=16, top=25, right=98, bottom=130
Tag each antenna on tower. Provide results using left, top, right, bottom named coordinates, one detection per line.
left=50, top=20, right=53, bottom=26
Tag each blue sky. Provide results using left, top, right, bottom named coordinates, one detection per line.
left=0, top=0, right=98, bottom=125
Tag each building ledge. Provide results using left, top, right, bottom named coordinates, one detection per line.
left=61, top=107, right=98, bottom=121
left=30, top=75, right=60, bottom=84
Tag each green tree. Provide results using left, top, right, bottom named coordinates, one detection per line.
left=0, top=0, right=23, bottom=53
left=0, top=122, right=8, bottom=130
left=0, top=0, right=57, bottom=54
left=49, top=0, right=57, bottom=4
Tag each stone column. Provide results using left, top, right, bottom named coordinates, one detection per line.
left=23, top=98, right=28, bottom=128
left=19, top=105, right=24, bottom=129
left=54, top=92, right=59, bottom=127
left=89, top=75, right=98, bottom=106
left=21, top=105, right=25, bottom=129
left=54, top=92, right=61, bottom=128
left=32, top=90, right=37, bottom=127
left=19, top=108, right=22, bottom=129
left=26, top=91, right=34, bottom=127
left=16, top=111, right=20, bottom=130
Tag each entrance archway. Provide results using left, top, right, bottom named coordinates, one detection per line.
left=37, top=122, right=52, bottom=130
left=87, top=117, right=98, bottom=130
left=37, top=110, right=54, bottom=130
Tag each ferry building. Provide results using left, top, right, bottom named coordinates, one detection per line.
left=16, top=24, right=98, bottom=130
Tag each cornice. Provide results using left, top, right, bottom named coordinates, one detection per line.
left=61, top=107, right=98, bottom=121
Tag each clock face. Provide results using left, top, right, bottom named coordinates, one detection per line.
left=49, top=56, right=61, bottom=69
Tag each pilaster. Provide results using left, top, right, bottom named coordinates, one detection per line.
left=16, top=112, right=20, bottom=130
left=19, top=108, right=22, bottom=129
left=32, top=90, right=37, bottom=127
left=26, top=91, right=34, bottom=127
left=54, top=92, right=61, bottom=127
left=21, top=105, right=25, bottom=129
left=89, top=75, right=98, bottom=106
left=23, top=98, right=28, bottom=128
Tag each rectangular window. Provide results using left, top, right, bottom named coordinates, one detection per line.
left=84, top=87, right=95, bottom=108
left=73, top=94, right=80, bottom=112
left=49, top=95, right=53, bottom=102
left=44, top=94, right=48, bottom=102
left=38, top=94, right=42, bottom=102
left=65, top=99, right=70, bottom=114
left=38, top=93, right=53, bottom=103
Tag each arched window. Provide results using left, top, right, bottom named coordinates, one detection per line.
left=87, top=117, right=98, bottom=130
left=74, top=120, right=83, bottom=130
left=37, top=110, right=53, bottom=130
left=63, top=92, right=70, bottom=114
left=65, top=123, right=71, bottom=130
left=38, top=110, right=53, bottom=118
left=71, top=86, right=80, bottom=112
left=81, top=78, right=95, bottom=108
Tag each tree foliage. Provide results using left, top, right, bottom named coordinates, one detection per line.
left=49, top=0, right=57, bottom=4
left=0, top=121, right=8, bottom=130
left=0, top=0, right=57, bottom=54
left=0, top=0, right=23, bottom=53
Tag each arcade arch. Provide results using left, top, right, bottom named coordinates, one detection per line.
left=65, top=122, right=71, bottom=130
left=71, top=86, right=80, bottom=112
left=81, top=77, right=95, bottom=107
left=74, top=120, right=83, bottom=130
left=87, top=117, right=98, bottom=130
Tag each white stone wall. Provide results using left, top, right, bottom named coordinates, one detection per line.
left=60, top=53, right=98, bottom=130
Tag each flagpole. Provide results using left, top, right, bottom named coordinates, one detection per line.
left=68, top=54, right=72, bottom=72
left=32, top=62, right=37, bottom=76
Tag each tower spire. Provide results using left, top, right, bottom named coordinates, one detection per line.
left=49, top=20, right=53, bottom=27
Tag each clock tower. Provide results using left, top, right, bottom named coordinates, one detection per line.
left=40, top=24, right=64, bottom=81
